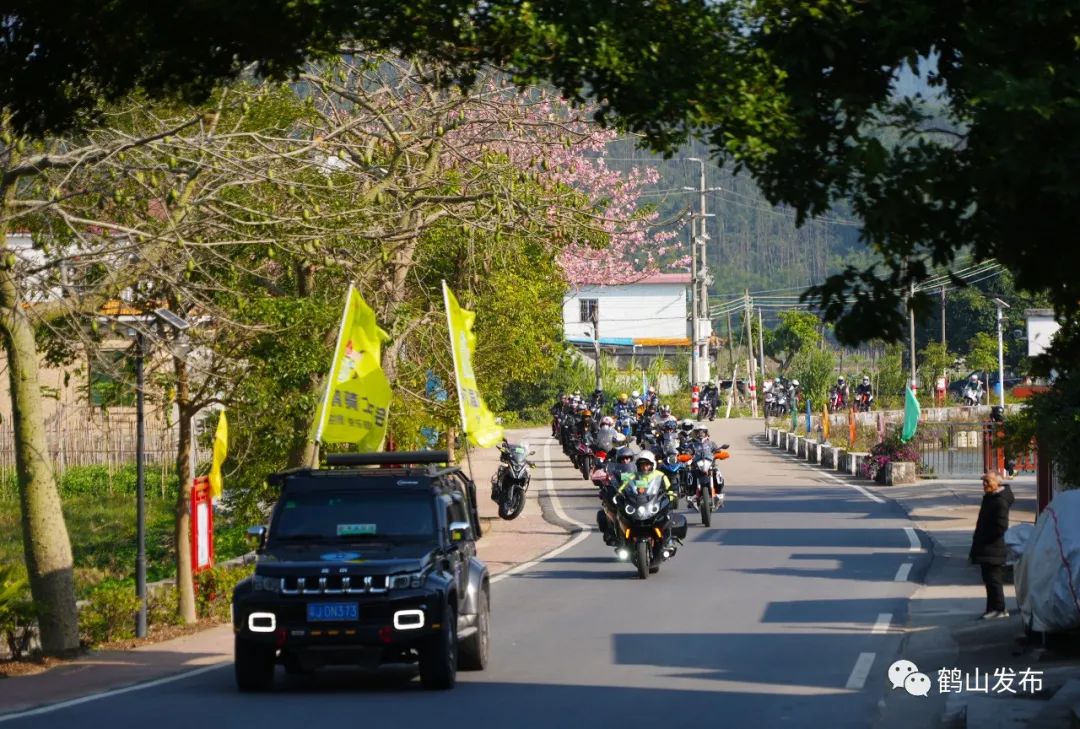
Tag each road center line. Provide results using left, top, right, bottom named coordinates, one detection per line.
left=894, top=563, right=913, bottom=582
left=904, top=527, right=921, bottom=552
left=872, top=613, right=893, bottom=634
left=846, top=652, right=876, bottom=690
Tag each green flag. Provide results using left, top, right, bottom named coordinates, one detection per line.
left=901, top=385, right=921, bottom=443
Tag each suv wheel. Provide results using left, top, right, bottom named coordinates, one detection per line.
left=419, top=604, right=457, bottom=690
left=235, top=637, right=275, bottom=692
left=459, top=589, right=490, bottom=671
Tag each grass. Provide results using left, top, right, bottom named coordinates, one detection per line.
left=0, top=494, right=250, bottom=597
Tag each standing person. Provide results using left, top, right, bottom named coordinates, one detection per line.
left=969, top=472, right=1015, bottom=619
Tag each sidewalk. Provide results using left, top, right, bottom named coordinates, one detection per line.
left=755, top=428, right=1080, bottom=729
left=0, top=427, right=573, bottom=717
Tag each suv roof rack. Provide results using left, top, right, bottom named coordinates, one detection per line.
left=324, top=450, right=451, bottom=467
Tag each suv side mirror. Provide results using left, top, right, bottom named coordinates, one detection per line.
left=246, top=525, right=267, bottom=550
left=448, top=521, right=472, bottom=543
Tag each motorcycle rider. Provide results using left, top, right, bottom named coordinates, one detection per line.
left=651, top=403, right=675, bottom=430
left=589, top=388, right=605, bottom=413
left=617, top=451, right=681, bottom=549
left=701, top=381, right=719, bottom=420
left=963, top=374, right=984, bottom=404
left=832, top=376, right=849, bottom=409
left=855, top=376, right=874, bottom=410
left=644, top=385, right=660, bottom=413
left=690, top=425, right=726, bottom=507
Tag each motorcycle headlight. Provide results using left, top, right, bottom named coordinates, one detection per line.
left=624, top=504, right=635, bottom=515
left=391, top=572, right=424, bottom=589
left=649, top=502, right=660, bottom=515
left=636, top=505, right=648, bottom=518
left=697, top=459, right=711, bottom=470
left=252, top=575, right=281, bottom=593
left=666, top=455, right=677, bottom=465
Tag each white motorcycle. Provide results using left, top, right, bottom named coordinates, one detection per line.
left=687, top=442, right=730, bottom=527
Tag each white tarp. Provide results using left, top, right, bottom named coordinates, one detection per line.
left=1015, top=490, right=1080, bottom=633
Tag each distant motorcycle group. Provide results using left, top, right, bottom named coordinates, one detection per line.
left=764, top=375, right=876, bottom=416
left=550, top=389, right=731, bottom=579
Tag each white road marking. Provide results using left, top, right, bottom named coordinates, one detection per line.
left=491, top=439, right=592, bottom=583
left=872, top=613, right=893, bottom=634
left=904, top=527, right=921, bottom=552
left=894, top=562, right=913, bottom=582
left=846, top=652, right=876, bottom=690
left=0, top=663, right=229, bottom=723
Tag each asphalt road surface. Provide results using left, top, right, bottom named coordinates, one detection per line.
left=5, top=419, right=926, bottom=729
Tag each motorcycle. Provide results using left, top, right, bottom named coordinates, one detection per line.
left=574, top=440, right=592, bottom=480
left=492, top=442, right=535, bottom=520
left=961, top=384, right=983, bottom=406
left=829, top=387, right=847, bottom=412
left=611, top=475, right=687, bottom=579
left=854, top=391, right=873, bottom=412
left=686, top=442, right=730, bottom=527
left=656, top=433, right=689, bottom=509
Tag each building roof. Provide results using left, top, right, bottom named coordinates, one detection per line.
left=576, top=273, right=691, bottom=287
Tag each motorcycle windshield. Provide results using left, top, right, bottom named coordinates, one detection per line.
left=595, top=431, right=615, bottom=451
left=507, top=445, right=528, bottom=466
left=661, top=433, right=680, bottom=455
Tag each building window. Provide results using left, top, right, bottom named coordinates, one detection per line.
left=580, top=298, right=598, bottom=323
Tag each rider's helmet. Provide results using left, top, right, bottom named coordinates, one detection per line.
left=618, top=392, right=629, bottom=403
left=662, top=419, right=677, bottom=432
left=582, top=408, right=592, bottom=418
left=648, top=386, right=656, bottom=395
left=659, top=404, right=672, bottom=417
left=970, top=374, right=979, bottom=383
left=612, top=432, right=627, bottom=446
left=636, top=450, right=657, bottom=472
left=615, top=446, right=635, bottom=464
left=630, top=390, right=640, bottom=399
left=680, top=418, right=694, bottom=432
left=600, top=415, right=614, bottom=427
left=692, top=425, right=710, bottom=440
left=838, top=376, right=846, bottom=386
left=862, top=375, right=870, bottom=385
left=791, top=379, right=800, bottom=388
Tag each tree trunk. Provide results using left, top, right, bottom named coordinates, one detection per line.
left=0, top=263, right=79, bottom=654
left=289, top=262, right=320, bottom=468
left=173, top=358, right=197, bottom=624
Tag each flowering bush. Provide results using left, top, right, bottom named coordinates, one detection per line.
left=859, top=431, right=923, bottom=483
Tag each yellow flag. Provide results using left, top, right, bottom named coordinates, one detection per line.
left=312, top=285, right=392, bottom=450
left=442, top=282, right=504, bottom=448
left=209, top=410, right=228, bottom=499
left=822, top=402, right=830, bottom=442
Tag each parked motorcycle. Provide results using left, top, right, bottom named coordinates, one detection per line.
left=611, top=475, right=687, bottom=579
left=492, top=441, right=535, bottom=520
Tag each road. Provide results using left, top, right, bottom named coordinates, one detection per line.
left=2, top=419, right=927, bottom=729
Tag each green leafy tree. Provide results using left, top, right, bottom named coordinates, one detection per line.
left=918, top=342, right=955, bottom=396
left=765, top=310, right=822, bottom=373
left=966, top=332, right=1001, bottom=379
left=789, top=346, right=836, bottom=410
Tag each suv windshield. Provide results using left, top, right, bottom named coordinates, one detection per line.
left=270, top=489, right=435, bottom=544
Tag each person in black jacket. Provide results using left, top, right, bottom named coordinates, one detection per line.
left=969, top=472, right=1015, bottom=619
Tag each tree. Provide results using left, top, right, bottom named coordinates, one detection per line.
left=918, top=342, right=954, bottom=397
left=766, top=311, right=822, bottom=373
left=789, top=346, right=835, bottom=411
left=966, top=333, right=1000, bottom=377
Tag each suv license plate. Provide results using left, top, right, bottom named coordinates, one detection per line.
left=307, top=603, right=359, bottom=622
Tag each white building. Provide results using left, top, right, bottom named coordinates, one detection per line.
left=563, top=273, right=691, bottom=344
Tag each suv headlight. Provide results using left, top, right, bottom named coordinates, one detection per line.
left=251, top=574, right=281, bottom=593
left=391, top=572, right=424, bottom=590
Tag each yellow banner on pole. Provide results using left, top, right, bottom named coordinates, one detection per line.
left=209, top=410, right=228, bottom=499
left=312, top=285, right=392, bottom=450
left=822, top=402, right=830, bottom=442
left=442, top=282, right=504, bottom=448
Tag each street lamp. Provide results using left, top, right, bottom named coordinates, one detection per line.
left=993, top=298, right=1010, bottom=409
left=133, top=307, right=191, bottom=638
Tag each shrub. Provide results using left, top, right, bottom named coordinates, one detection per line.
left=195, top=564, right=253, bottom=622
left=0, top=565, right=38, bottom=659
left=80, top=581, right=140, bottom=645
left=147, top=583, right=184, bottom=628
left=860, top=429, right=923, bottom=482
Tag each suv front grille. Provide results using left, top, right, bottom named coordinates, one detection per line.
left=280, top=575, right=389, bottom=596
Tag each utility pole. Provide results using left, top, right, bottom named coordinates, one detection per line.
left=940, top=286, right=947, bottom=348
left=696, top=158, right=710, bottom=384
left=726, top=309, right=735, bottom=372
left=590, top=308, right=601, bottom=394
left=688, top=208, right=699, bottom=386
left=744, top=290, right=756, bottom=414
left=909, top=280, right=917, bottom=391
left=758, top=308, right=765, bottom=377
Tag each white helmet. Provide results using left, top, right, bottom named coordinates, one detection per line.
left=862, top=376, right=870, bottom=384
left=631, top=390, right=640, bottom=398
left=791, top=380, right=799, bottom=387
left=636, top=450, right=657, bottom=469
left=600, top=415, right=614, bottom=426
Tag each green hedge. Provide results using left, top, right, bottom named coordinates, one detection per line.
left=0, top=464, right=180, bottom=501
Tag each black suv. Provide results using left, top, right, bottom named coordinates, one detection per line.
left=231, top=451, right=490, bottom=691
